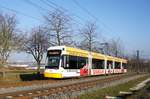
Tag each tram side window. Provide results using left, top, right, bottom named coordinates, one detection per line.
left=122, top=63, right=127, bottom=69
left=67, top=56, right=78, bottom=69
left=115, top=62, right=121, bottom=69
left=92, top=59, right=104, bottom=69
left=78, top=57, right=87, bottom=69
left=62, top=55, right=88, bottom=69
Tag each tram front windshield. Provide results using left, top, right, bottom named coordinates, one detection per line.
left=45, top=50, right=61, bottom=69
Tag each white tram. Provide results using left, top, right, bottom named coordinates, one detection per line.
left=44, top=46, right=127, bottom=78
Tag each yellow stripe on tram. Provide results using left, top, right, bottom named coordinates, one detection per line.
left=44, top=72, right=62, bottom=78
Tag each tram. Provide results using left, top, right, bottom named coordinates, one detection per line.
left=44, top=46, right=127, bottom=78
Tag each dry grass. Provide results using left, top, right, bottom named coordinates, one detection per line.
left=79, top=74, right=149, bottom=99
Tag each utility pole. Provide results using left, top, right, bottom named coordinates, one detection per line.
left=136, top=50, right=140, bottom=73
left=100, top=42, right=109, bottom=55
left=115, top=50, right=118, bottom=57
left=136, top=50, right=139, bottom=61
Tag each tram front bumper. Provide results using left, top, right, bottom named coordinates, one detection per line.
left=44, top=72, right=62, bottom=78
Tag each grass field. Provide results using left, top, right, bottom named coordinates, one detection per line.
left=127, top=82, right=150, bottom=99
left=78, top=74, right=149, bottom=99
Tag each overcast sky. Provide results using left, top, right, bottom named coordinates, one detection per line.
left=0, top=0, right=150, bottom=62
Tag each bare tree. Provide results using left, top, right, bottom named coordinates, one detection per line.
left=0, top=13, right=18, bottom=65
left=95, top=42, right=109, bottom=55
left=107, top=38, right=125, bottom=57
left=78, top=22, right=99, bottom=52
left=44, top=10, right=73, bottom=46
left=22, top=26, right=48, bottom=72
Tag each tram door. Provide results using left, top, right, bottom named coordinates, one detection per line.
left=107, top=61, right=113, bottom=74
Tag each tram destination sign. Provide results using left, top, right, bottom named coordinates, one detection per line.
left=47, top=50, right=61, bottom=56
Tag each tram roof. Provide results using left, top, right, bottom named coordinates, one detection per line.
left=47, top=46, right=127, bottom=63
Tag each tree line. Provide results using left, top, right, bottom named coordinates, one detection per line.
left=127, top=53, right=150, bottom=73
left=0, top=9, right=135, bottom=72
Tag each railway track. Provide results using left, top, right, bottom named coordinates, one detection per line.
left=0, top=73, right=145, bottom=99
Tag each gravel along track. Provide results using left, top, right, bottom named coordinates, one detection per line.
left=0, top=73, right=145, bottom=99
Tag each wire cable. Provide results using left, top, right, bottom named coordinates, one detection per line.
left=23, top=0, right=49, bottom=12
left=45, top=0, right=85, bottom=25
left=73, top=0, right=118, bottom=34
left=0, top=4, right=42, bottom=21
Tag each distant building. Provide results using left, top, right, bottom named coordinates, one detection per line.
left=8, top=62, right=45, bottom=70
left=8, top=62, right=29, bottom=67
